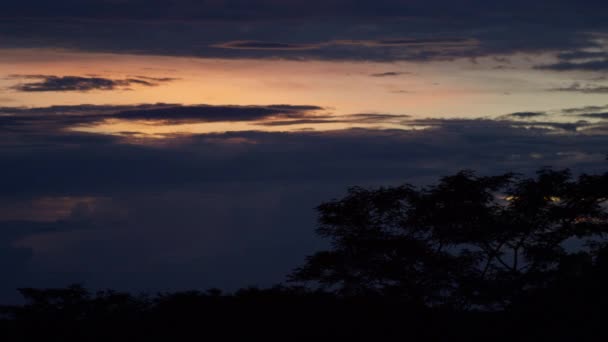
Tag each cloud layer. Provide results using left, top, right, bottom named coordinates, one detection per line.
left=1, top=1, right=606, bottom=63
left=550, top=83, right=608, bottom=94
left=0, top=103, right=326, bottom=130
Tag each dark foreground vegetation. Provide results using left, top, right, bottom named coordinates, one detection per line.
left=2, top=168, right=607, bottom=340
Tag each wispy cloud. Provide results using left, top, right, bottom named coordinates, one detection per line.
left=212, top=38, right=477, bottom=51
left=255, top=113, right=411, bottom=126
left=211, top=41, right=320, bottom=50
left=549, top=82, right=608, bottom=94
left=537, top=60, right=608, bottom=72
left=0, top=103, right=326, bottom=132
left=113, top=104, right=325, bottom=123
left=503, top=111, right=547, bottom=119
left=579, top=112, right=608, bottom=119
left=9, top=75, right=177, bottom=92
left=370, top=72, right=411, bottom=77
left=561, top=104, right=608, bottom=114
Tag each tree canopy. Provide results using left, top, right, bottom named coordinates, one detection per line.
left=290, top=168, right=608, bottom=309
left=2, top=168, right=608, bottom=340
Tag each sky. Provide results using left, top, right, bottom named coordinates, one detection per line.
left=1, top=0, right=608, bottom=302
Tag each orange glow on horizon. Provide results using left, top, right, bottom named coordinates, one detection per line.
left=2, top=48, right=607, bottom=138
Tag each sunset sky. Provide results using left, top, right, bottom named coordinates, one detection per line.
left=2, top=0, right=608, bottom=301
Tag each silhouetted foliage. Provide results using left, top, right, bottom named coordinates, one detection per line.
left=2, top=168, right=608, bottom=340
left=291, top=168, right=608, bottom=309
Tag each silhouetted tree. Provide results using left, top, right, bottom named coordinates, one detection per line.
left=290, top=168, right=608, bottom=309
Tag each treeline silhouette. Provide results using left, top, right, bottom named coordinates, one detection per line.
left=1, top=168, right=607, bottom=340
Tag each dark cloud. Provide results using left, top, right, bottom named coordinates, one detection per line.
left=9, top=75, right=176, bottom=92
left=0, top=103, right=598, bottom=138
left=0, top=103, right=177, bottom=116
left=211, top=41, right=320, bottom=50
left=411, top=117, right=593, bottom=133
left=214, top=38, right=477, bottom=50
left=0, top=104, right=176, bottom=135
left=504, top=111, right=547, bottom=118
left=537, top=60, right=608, bottom=72
left=114, top=104, right=324, bottom=123
left=255, top=119, right=341, bottom=126
left=2, top=112, right=607, bottom=197
left=370, top=72, right=410, bottom=77
left=556, top=50, right=607, bottom=61
left=561, top=104, right=608, bottom=114
left=348, top=38, right=477, bottom=47
left=129, top=76, right=180, bottom=82
left=549, top=82, right=608, bottom=94
left=255, top=113, right=412, bottom=126
left=1, top=1, right=606, bottom=63
left=522, top=121, right=590, bottom=132
left=0, top=103, right=325, bottom=130
left=208, top=37, right=478, bottom=61
left=579, top=112, right=608, bottom=119
left=492, top=65, right=516, bottom=70
left=346, top=113, right=411, bottom=122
